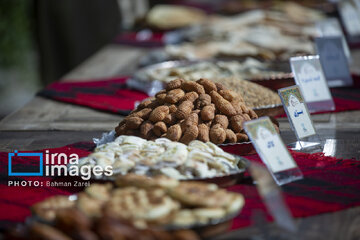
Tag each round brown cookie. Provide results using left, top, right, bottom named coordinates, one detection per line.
left=168, top=182, right=233, bottom=208
left=84, top=183, right=113, bottom=202
left=29, top=222, right=71, bottom=240
left=106, top=187, right=180, bottom=223
left=115, top=174, right=179, bottom=190
left=32, top=196, right=75, bottom=222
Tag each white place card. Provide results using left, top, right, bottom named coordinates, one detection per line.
left=315, top=37, right=353, bottom=87
left=244, top=117, right=303, bottom=185
left=339, top=0, right=360, bottom=36
left=278, top=85, right=316, bottom=140
left=290, top=55, right=335, bottom=113
left=316, top=18, right=351, bottom=62
left=249, top=162, right=297, bottom=232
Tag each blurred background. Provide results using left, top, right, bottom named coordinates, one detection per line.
left=0, top=0, right=356, bottom=119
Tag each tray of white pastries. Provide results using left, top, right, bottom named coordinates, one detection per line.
left=71, top=136, right=249, bottom=187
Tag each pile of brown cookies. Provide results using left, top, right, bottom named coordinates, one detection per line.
left=29, top=175, right=244, bottom=234
left=9, top=210, right=200, bottom=240
left=116, top=78, right=258, bottom=144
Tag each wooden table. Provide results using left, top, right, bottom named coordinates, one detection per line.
left=1, top=44, right=360, bottom=239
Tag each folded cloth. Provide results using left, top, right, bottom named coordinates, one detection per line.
left=0, top=142, right=360, bottom=231
left=38, top=75, right=360, bottom=117
left=38, top=77, right=148, bottom=115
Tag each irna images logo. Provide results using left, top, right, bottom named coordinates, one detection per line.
left=8, top=150, right=43, bottom=176
left=8, top=150, right=113, bottom=180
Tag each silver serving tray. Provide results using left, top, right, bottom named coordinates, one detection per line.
left=130, top=60, right=285, bottom=116
left=70, top=155, right=249, bottom=188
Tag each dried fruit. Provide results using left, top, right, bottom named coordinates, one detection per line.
left=175, top=100, right=193, bottom=119
left=201, top=105, right=215, bottom=121
left=213, top=115, right=228, bottom=129
left=165, top=89, right=185, bottom=104
left=166, top=78, right=184, bottom=91
left=149, top=106, right=169, bottom=122
left=153, top=122, right=168, bottom=136
left=210, top=91, right=237, bottom=117
left=197, top=78, right=217, bottom=93
left=197, top=124, right=209, bottom=142
left=209, top=124, right=226, bottom=144
left=181, top=81, right=205, bottom=94
left=166, top=124, right=182, bottom=141
left=180, top=125, right=199, bottom=144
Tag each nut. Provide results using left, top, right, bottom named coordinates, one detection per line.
left=209, top=124, right=226, bottom=144
left=197, top=78, right=217, bottom=93
left=201, top=105, right=215, bottom=121
left=181, top=81, right=205, bottom=94
left=115, top=122, right=127, bottom=136
left=168, top=104, right=177, bottom=113
left=219, top=89, right=242, bottom=102
left=140, top=121, right=154, bottom=138
left=248, top=109, right=258, bottom=119
left=236, top=133, right=249, bottom=142
left=213, top=115, right=229, bottom=129
left=195, top=94, right=211, bottom=109
left=164, top=113, right=177, bottom=125
left=155, top=90, right=167, bottom=103
left=180, top=125, right=199, bottom=144
left=165, top=89, right=185, bottom=104
left=230, top=115, right=245, bottom=133
left=197, top=124, right=209, bottom=142
left=149, top=106, right=169, bottom=122
left=130, top=108, right=152, bottom=120
left=153, top=122, right=168, bottom=136
left=215, top=83, right=225, bottom=91
left=165, top=124, right=182, bottom=141
left=184, top=112, right=199, bottom=127
left=125, top=117, right=143, bottom=129
left=175, top=100, right=193, bottom=119
left=166, top=79, right=184, bottom=91
left=210, top=91, right=237, bottom=117
left=242, top=114, right=251, bottom=121
left=231, top=101, right=245, bottom=115
left=181, top=91, right=199, bottom=103
left=225, top=129, right=237, bottom=143
left=137, top=98, right=154, bottom=110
